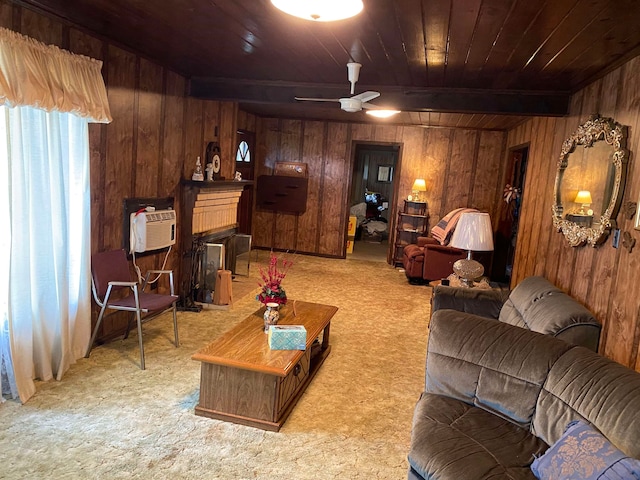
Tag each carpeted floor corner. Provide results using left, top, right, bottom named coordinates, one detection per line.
left=0, top=251, right=431, bottom=480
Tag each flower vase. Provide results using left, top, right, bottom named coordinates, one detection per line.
left=263, top=302, right=280, bottom=333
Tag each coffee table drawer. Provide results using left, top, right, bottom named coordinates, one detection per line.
left=276, top=349, right=310, bottom=416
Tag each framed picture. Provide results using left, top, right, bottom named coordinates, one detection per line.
left=377, top=165, right=393, bottom=182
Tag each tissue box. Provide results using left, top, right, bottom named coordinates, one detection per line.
left=268, top=325, right=307, bottom=350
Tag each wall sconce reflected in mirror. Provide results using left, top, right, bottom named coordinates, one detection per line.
left=574, top=190, right=593, bottom=215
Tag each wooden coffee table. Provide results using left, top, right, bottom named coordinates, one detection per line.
left=192, top=300, right=337, bottom=431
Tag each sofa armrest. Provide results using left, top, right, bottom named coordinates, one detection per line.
left=425, top=310, right=573, bottom=428
left=431, top=285, right=507, bottom=319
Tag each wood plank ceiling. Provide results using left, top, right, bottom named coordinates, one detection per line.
left=14, top=0, right=640, bottom=130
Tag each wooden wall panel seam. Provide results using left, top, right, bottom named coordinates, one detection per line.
left=439, top=130, right=455, bottom=211
left=131, top=56, right=140, bottom=196
left=469, top=131, right=481, bottom=206
left=495, top=133, right=509, bottom=225
left=11, top=1, right=19, bottom=31
left=61, top=23, right=69, bottom=50
left=97, top=40, right=109, bottom=253
left=157, top=68, right=167, bottom=196
left=315, top=123, right=328, bottom=252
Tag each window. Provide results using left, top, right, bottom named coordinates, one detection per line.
left=0, top=105, right=92, bottom=402
left=236, top=140, right=251, bottom=163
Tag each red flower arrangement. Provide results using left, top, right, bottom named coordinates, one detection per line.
left=256, top=252, right=292, bottom=305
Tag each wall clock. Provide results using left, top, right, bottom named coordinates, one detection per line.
left=206, top=142, right=222, bottom=180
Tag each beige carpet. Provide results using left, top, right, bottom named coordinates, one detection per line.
left=0, top=251, right=431, bottom=480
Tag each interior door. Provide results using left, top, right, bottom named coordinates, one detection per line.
left=491, top=146, right=528, bottom=283
left=235, top=130, right=255, bottom=235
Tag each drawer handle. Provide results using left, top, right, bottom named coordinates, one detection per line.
left=294, top=364, right=301, bottom=376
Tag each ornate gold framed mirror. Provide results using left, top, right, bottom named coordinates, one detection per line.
left=552, top=115, right=628, bottom=247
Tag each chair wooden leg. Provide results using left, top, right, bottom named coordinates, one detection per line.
left=136, top=309, right=145, bottom=370
left=172, top=304, right=179, bottom=347
left=85, top=304, right=108, bottom=358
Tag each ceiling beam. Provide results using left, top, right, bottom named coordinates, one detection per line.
left=190, top=78, right=570, bottom=116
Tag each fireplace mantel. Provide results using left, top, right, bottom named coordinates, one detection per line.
left=178, top=179, right=253, bottom=307
left=181, top=179, right=253, bottom=190
left=180, top=179, right=252, bottom=236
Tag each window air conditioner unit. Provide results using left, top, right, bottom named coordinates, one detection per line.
left=130, top=209, right=177, bottom=253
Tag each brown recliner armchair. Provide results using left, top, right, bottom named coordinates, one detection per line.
left=402, top=207, right=488, bottom=284
left=402, top=237, right=466, bottom=283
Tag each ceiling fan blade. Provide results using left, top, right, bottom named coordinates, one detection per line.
left=294, top=97, right=341, bottom=103
left=352, top=91, right=380, bottom=103
left=361, top=102, right=381, bottom=109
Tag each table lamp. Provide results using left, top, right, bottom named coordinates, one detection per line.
left=574, top=190, right=592, bottom=215
left=411, top=178, right=427, bottom=202
left=450, top=212, right=494, bottom=287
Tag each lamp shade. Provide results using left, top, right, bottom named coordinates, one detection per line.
left=574, top=190, right=593, bottom=204
left=412, top=178, right=427, bottom=192
left=450, top=212, right=494, bottom=252
left=271, top=0, right=363, bottom=21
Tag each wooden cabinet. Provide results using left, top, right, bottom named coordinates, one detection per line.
left=393, top=201, right=429, bottom=266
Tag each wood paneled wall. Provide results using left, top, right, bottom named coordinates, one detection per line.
left=508, top=55, right=640, bottom=372
left=251, top=119, right=507, bottom=259
left=2, top=0, right=243, bottom=341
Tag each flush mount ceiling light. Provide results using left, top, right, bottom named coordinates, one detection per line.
left=271, top=0, right=364, bottom=22
left=366, top=109, right=401, bottom=118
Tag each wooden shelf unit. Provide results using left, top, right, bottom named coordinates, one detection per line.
left=393, top=200, right=429, bottom=266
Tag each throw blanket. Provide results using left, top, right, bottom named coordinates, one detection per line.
left=430, top=208, right=478, bottom=245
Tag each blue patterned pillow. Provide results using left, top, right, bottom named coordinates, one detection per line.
left=531, top=421, right=640, bottom=479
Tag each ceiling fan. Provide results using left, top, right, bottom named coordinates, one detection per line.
left=295, top=62, right=382, bottom=113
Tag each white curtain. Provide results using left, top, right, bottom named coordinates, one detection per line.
left=0, top=106, right=92, bottom=402
left=0, top=27, right=110, bottom=403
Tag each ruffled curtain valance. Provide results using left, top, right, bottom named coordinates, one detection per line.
left=0, top=27, right=111, bottom=123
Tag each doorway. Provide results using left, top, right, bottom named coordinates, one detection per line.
left=348, top=144, right=399, bottom=262
left=491, top=144, right=528, bottom=283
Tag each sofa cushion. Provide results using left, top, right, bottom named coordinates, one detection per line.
left=499, top=276, right=561, bottom=327
left=532, top=347, right=640, bottom=459
left=499, top=276, right=598, bottom=337
left=426, top=311, right=572, bottom=429
left=409, top=393, right=547, bottom=480
left=530, top=420, right=640, bottom=479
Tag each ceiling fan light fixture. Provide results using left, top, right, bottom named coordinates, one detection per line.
left=271, top=0, right=363, bottom=22
left=366, top=109, right=401, bottom=118
left=339, top=98, right=363, bottom=112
